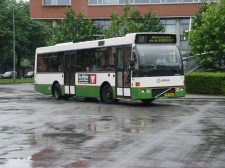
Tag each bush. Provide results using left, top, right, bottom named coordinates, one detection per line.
left=185, top=72, right=225, bottom=95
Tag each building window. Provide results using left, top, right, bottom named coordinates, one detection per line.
left=88, top=0, right=217, bottom=4
left=94, top=19, right=111, bottom=29
left=58, top=0, right=70, bottom=5
left=151, top=0, right=161, bottom=3
left=167, top=0, right=182, bottom=3
left=43, top=0, right=70, bottom=6
left=183, top=0, right=195, bottom=2
left=180, top=18, right=190, bottom=55
left=43, top=0, right=51, bottom=5
left=103, top=0, right=117, bottom=4
left=89, top=0, right=97, bottom=4
left=98, top=0, right=103, bottom=4
left=160, top=19, right=176, bottom=33
left=135, top=0, right=149, bottom=3
left=119, top=0, right=134, bottom=4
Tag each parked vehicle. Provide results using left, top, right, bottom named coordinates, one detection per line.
left=24, top=71, right=34, bottom=78
left=2, top=71, right=17, bottom=79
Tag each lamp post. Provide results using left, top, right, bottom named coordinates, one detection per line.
left=13, top=8, right=15, bottom=83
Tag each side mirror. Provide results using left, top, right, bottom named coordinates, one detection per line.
left=129, top=58, right=135, bottom=66
left=129, top=58, right=135, bottom=70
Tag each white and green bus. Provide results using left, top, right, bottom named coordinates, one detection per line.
left=34, top=32, right=185, bottom=104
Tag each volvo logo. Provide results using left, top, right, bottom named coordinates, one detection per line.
left=156, top=78, right=170, bottom=83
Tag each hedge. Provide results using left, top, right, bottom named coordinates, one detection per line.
left=185, top=72, right=225, bottom=95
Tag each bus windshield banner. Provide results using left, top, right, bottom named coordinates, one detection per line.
left=135, top=34, right=176, bottom=44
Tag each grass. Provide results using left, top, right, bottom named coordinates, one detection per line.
left=0, top=78, right=34, bottom=84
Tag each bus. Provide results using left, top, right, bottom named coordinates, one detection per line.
left=34, top=32, right=185, bottom=104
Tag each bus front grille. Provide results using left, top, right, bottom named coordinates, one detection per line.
left=152, top=88, right=175, bottom=97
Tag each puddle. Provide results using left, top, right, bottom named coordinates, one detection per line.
left=99, top=116, right=114, bottom=121
left=42, top=132, right=93, bottom=145
left=3, top=157, right=31, bottom=168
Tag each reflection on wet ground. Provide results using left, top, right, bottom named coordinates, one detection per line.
left=0, top=84, right=225, bottom=167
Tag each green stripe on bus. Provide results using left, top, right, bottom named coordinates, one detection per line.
left=34, top=84, right=65, bottom=96
left=34, top=84, right=52, bottom=95
left=76, top=86, right=101, bottom=98
left=131, top=87, right=185, bottom=100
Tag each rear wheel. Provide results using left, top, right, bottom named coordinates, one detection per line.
left=141, top=99, right=155, bottom=104
left=53, top=83, right=61, bottom=100
left=101, top=84, right=118, bottom=104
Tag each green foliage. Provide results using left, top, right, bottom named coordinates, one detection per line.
left=103, top=12, right=121, bottom=38
left=188, top=0, right=225, bottom=70
left=21, top=59, right=33, bottom=68
left=103, top=2, right=164, bottom=38
left=185, top=72, right=225, bottom=95
left=0, top=0, right=52, bottom=77
left=53, top=7, right=102, bottom=44
left=191, top=2, right=208, bottom=29
left=0, top=0, right=14, bottom=66
left=141, top=12, right=164, bottom=32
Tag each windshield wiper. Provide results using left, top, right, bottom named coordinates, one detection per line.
left=156, top=65, right=178, bottom=72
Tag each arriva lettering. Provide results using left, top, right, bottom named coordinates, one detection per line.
left=156, top=78, right=170, bottom=83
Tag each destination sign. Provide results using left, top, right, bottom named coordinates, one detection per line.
left=135, top=34, right=176, bottom=44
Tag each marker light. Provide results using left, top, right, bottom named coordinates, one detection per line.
left=135, top=82, right=140, bottom=86
left=176, top=88, right=184, bottom=92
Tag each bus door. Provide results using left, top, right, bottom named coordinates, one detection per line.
left=116, top=48, right=131, bottom=98
left=64, top=52, right=76, bottom=95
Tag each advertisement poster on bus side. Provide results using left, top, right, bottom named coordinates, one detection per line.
left=78, top=74, right=96, bottom=84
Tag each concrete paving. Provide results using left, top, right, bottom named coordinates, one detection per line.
left=185, top=93, right=225, bottom=99
left=1, top=84, right=225, bottom=168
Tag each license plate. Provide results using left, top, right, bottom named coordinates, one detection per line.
left=165, top=93, right=174, bottom=97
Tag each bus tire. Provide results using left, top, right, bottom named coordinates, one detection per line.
left=53, top=83, right=61, bottom=100
left=141, top=99, right=155, bottom=104
left=101, top=84, right=117, bottom=104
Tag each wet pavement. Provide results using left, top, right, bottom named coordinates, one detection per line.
left=0, top=83, right=225, bottom=168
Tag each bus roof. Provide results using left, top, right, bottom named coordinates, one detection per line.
left=36, top=32, right=176, bottom=54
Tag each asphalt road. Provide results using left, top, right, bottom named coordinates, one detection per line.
left=0, top=83, right=225, bottom=168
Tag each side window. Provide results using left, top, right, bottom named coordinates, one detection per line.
left=75, top=47, right=116, bottom=72
left=76, top=49, right=95, bottom=72
left=93, top=49, right=107, bottom=71
left=104, top=47, right=115, bottom=71
left=93, top=47, right=115, bottom=71
left=125, top=49, right=131, bottom=71
left=58, top=52, right=64, bottom=72
left=37, top=54, right=47, bottom=72
left=46, top=53, right=58, bottom=72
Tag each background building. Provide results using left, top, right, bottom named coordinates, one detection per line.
left=30, top=0, right=208, bottom=55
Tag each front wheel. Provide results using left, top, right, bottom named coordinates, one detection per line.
left=101, top=84, right=118, bottom=104
left=141, top=99, right=155, bottom=104
left=53, top=83, right=61, bottom=100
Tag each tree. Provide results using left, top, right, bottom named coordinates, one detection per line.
left=103, top=2, right=164, bottom=38
left=0, top=0, right=13, bottom=69
left=191, top=2, right=208, bottom=29
left=53, top=7, right=102, bottom=44
left=15, top=1, right=53, bottom=77
left=188, top=0, right=225, bottom=70
left=141, top=12, right=164, bottom=32
left=0, top=0, right=52, bottom=77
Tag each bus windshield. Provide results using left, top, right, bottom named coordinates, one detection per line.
left=134, top=44, right=183, bottom=77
